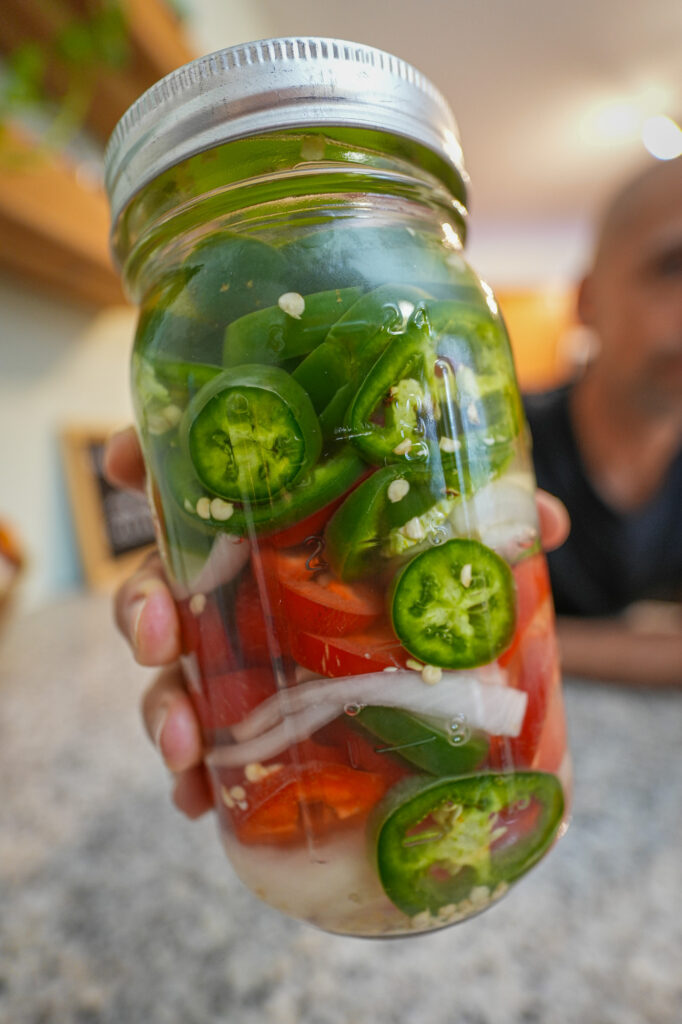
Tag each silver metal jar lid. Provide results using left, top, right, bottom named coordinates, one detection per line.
left=104, top=36, right=467, bottom=229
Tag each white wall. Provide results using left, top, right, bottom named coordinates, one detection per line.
left=0, top=278, right=136, bottom=609
left=467, top=218, right=592, bottom=290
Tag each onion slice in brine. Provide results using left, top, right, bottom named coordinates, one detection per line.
left=207, top=669, right=526, bottom=769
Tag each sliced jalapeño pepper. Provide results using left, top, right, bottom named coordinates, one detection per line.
left=151, top=357, right=222, bottom=397
left=324, top=464, right=448, bottom=581
left=184, top=231, right=288, bottom=326
left=292, top=284, right=430, bottom=427
left=353, top=707, right=489, bottom=775
left=390, top=538, right=516, bottom=669
left=184, top=365, right=322, bottom=503
left=280, top=224, right=459, bottom=295
left=223, top=287, right=363, bottom=368
left=344, top=308, right=437, bottom=465
left=345, top=301, right=523, bottom=475
left=166, top=444, right=366, bottom=538
left=374, top=771, right=564, bottom=916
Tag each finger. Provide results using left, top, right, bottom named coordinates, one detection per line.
left=142, top=667, right=214, bottom=818
left=142, top=665, right=204, bottom=775
left=103, top=425, right=146, bottom=493
left=536, top=490, right=570, bottom=552
left=114, top=551, right=181, bottom=666
left=172, top=766, right=215, bottom=819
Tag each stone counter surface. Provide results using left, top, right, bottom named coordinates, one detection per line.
left=1, top=594, right=680, bottom=1024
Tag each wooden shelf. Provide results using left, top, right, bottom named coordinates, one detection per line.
left=0, top=0, right=197, bottom=307
left=0, top=126, right=125, bottom=307
left=0, top=0, right=196, bottom=143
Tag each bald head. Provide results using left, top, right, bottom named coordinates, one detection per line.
left=577, top=153, right=682, bottom=416
left=593, top=156, right=682, bottom=269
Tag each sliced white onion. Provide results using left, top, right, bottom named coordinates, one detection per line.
left=231, top=661, right=507, bottom=743
left=450, top=476, right=539, bottom=559
left=169, top=533, right=251, bottom=599
left=207, top=669, right=526, bottom=769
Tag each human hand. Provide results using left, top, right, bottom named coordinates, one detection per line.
left=105, top=425, right=571, bottom=820
left=106, top=426, right=213, bottom=818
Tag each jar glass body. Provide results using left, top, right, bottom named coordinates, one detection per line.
left=119, top=129, right=570, bottom=938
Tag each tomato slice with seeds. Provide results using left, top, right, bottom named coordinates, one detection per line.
left=289, top=620, right=409, bottom=677
left=257, top=548, right=384, bottom=638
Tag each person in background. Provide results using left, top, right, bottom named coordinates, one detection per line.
left=524, top=155, right=682, bottom=685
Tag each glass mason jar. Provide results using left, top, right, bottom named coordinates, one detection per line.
left=105, top=38, right=570, bottom=938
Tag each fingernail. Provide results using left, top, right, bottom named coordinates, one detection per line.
left=130, top=597, right=147, bottom=652
left=152, top=703, right=170, bottom=754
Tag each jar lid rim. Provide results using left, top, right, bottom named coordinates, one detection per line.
left=104, top=37, right=468, bottom=227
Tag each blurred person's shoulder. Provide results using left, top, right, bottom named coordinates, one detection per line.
left=522, top=381, right=572, bottom=420
left=522, top=382, right=576, bottom=448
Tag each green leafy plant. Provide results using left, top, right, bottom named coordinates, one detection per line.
left=0, top=0, right=130, bottom=154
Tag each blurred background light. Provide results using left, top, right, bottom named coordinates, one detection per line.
left=641, top=114, right=682, bottom=160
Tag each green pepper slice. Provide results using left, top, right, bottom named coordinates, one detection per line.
left=324, top=464, right=447, bottom=581
left=280, top=224, right=460, bottom=295
left=292, top=284, right=433, bottom=442
left=184, top=231, right=289, bottom=333
left=184, top=365, right=322, bottom=503
left=151, top=358, right=222, bottom=396
left=354, top=707, right=489, bottom=775
left=166, top=444, right=366, bottom=538
left=133, top=268, right=223, bottom=366
left=223, top=287, right=363, bottom=367
left=374, top=771, right=564, bottom=917
left=345, top=301, right=523, bottom=475
left=344, top=310, right=436, bottom=465
left=391, top=538, right=516, bottom=669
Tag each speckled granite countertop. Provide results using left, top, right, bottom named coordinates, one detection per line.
left=1, top=594, right=681, bottom=1024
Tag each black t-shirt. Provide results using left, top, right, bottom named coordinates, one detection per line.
left=523, top=385, right=682, bottom=616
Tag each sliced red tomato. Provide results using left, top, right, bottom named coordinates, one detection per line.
left=316, top=718, right=411, bottom=787
left=532, top=677, right=567, bottom=774
left=499, top=552, right=552, bottom=669
left=192, top=666, right=278, bottom=732
left=256, top=547, right=383, bottom=638
left=226, top=761, right=390, bottom=845
left=178, top=593, right=235, bottom=678
left=290, top=620, right=409, bottom=677
left=265, top=496, right=346, bottom=548
left=235, top=571, right=290, bottom=664
left=486, top=551, right=560, bottom=768
left=490, top=596, right=561, bottom=769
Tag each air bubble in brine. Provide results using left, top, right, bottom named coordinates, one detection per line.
left=447, top=713, right=471, bottom=746
left=267, top=326, right=286, bottom=353
left=344, top=703, right=363, bottom=717
left=227, top=392, right=249, bottom=415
